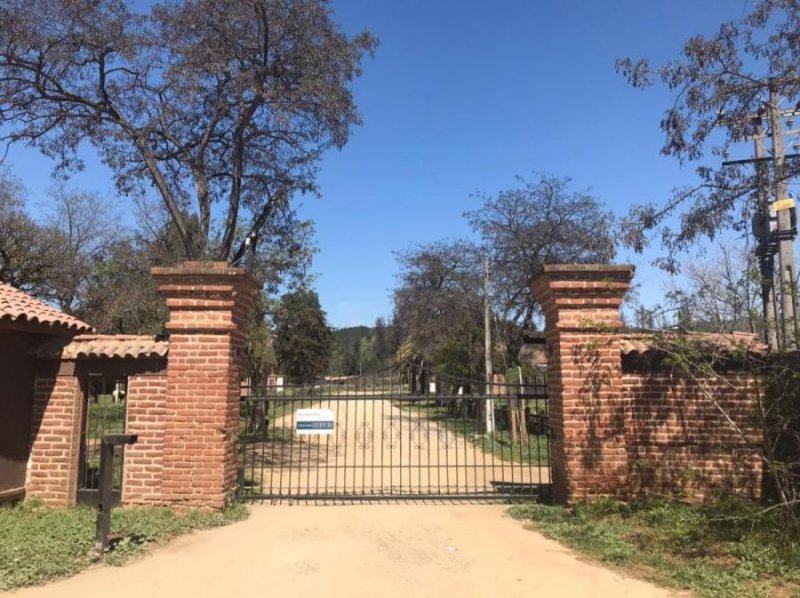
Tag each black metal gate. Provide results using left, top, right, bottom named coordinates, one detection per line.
left=238, top=365, right=551, bottom=502
left=77, top=376, right=128, bottom=506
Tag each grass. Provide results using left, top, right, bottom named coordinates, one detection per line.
left=82, top=396, right=127, bottom=490
left=509, top=498, right=800, bottom=597
left=396, top=399, right=550, bottom=465
left=87, top=396, right=126, bottom=438
left=0, top=500, right=248, bottom=591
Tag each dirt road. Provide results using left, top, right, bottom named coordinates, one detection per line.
left=10, top=504, right=678, bottom=598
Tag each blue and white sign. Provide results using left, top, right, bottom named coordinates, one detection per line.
left=295, top=408, right=335, bottom=435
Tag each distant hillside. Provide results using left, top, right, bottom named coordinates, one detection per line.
left=333, top=326, right=372, bottom=348
left=330, top=322, right=400, bottom=375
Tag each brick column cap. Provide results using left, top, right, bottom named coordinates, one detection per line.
left=151, top=261, right=260, bottom=291
left=151, top=261, right=260, bottom=333
left=530, top=263, right=635, bottom=331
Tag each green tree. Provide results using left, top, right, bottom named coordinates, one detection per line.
left=0, top=172, right=62, bottom=297
left=392, top=240, right=483, bottom=371
left=393, top=174, right=615, bottom=372
left=273, top=288, right=333, bottom=383
left=0, top=0, right=377, bottom=259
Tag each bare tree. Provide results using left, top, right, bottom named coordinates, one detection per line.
left=616, top=1, right=800, bottom=271
left=624, top=242, right=764, bottom=335
left=44, top=188, right=117, bottom=312
left=0, top=170, right=111, bottom=310
left=0, top=0, right=377, bottom=260
left=465, top=174, right=615, bottom=365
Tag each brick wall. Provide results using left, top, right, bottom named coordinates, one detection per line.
left=26, top=374, right=82, bottom=507
left=623, top=371, right=761, bottom=500
left=123, top=373, right=167, bottom=505
left=531, top=264, right=762, bottom=504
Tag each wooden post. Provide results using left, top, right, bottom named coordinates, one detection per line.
left=95, top=434, right=138, bottom=553
left=769, top=86, right=798, bottom=349
left=483, top=256, right=495, bottom=434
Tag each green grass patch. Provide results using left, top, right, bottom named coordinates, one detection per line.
left=0, top=500, right=248, bottom=591
left=396, top=399, right=550, bottom=465
left=87, top=396, right=126, bottom=438
left=509, top=498, right=800, bottom=597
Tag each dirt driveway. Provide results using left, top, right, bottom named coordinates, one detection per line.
left=10, top=504, right=678, bottom=598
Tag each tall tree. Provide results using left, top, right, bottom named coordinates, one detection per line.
left=0, top=172, right=62, bottom=296
left=0, top=0, right=377, bottom=260
left=272, top=287, right=332, bottom=383
left=465, top=174, right=615, bottom=364
left=392, top=240, right=484, bottom=375
left=615, top=0, right=800, bottom=271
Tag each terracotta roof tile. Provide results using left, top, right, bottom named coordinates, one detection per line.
left=620, top=331, right=766, bottom=355
left=30, top=334, right=168, bottom=360
left=0, top=283, right=92, bottom=334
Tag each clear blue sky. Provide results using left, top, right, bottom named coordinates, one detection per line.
left=4, top=0, right=754, bottom=327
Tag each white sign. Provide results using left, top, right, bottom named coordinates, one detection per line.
left=295, top=408, right=335, bottom=435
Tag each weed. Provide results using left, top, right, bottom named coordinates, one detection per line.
left=0, top=500, right=248, bottom=590
left=509, top=498, right=800, bottom=597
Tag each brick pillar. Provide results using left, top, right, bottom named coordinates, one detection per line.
left=151, top=261, right=259, bottom=508
left=26, top=373, right=82, bottom=507
left=123, top=373, right=167, bottom=505
left=530, top=264, right=634, bottom=504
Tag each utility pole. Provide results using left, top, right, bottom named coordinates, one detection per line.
left=721, top=89, right=800, bottom=350
left=483, top=255, right=495, bottom=434
left=752, top=116, right=780, bottom=350
left=768, top=86, right=799, bottom=349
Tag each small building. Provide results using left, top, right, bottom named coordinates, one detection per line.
left=1, top=261, right=258, bottom=510
left=1, top=283, right=169, bottom=505
left=0, top=283, right=92, bottom=501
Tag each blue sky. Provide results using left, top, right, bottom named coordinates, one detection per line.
left=4, top=0, right=754, bottom=327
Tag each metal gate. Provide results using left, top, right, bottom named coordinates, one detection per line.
left=237, top=365, right=551, bottom=502
left=77, top=376, right=128, bottom=506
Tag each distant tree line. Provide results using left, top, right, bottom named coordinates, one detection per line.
left=329, top=318, right=402, bottom=376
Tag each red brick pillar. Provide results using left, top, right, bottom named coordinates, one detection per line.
left=151, top=261, right=259, bottom=508
left=26, top=372, right=82, bottom=507
left=530, top=264, right=634, bottom=504
left=123, top=373, right=167, bottom=505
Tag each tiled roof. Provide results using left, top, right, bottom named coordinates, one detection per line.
left=620, top=331, right=766, bottom=355
left=0, top=283, right=92, bottom=334
left=30, top=335, right=168, bottom=360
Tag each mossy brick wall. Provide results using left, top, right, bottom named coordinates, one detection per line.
left=623, top=371, right=761, bottom=501
left=531, top=264, right=762, bottom=504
